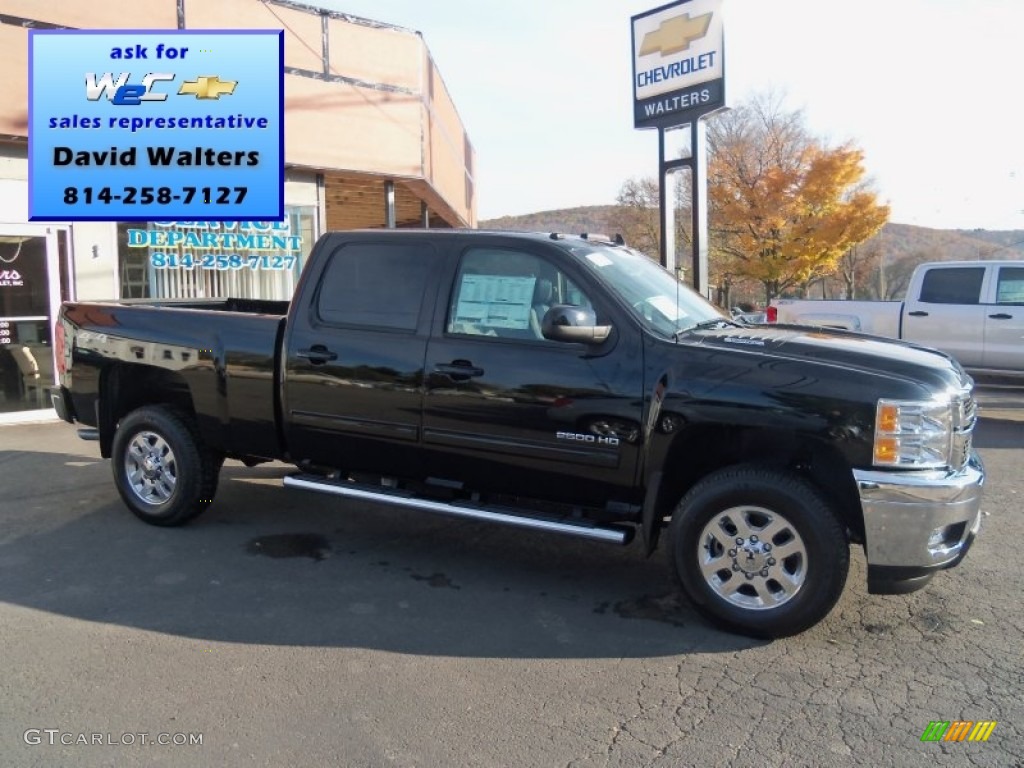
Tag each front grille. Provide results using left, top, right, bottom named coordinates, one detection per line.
left=951, top=390, right=977, bottom=470
left=957, top=392, right=978, bottom=430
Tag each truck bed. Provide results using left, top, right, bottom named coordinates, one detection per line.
left=772, top=299, right=903, bottom=338
left=60, top=299, right=288, bottom=460
left=108, top=297, right=290, bottom=316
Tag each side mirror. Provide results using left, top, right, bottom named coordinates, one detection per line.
left=541, top=305, right=612, bottom=344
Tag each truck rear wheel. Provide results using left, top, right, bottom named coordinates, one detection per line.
left=668, top=466, right=849, bottom=638
left=111, top=405, right=221, bottom=527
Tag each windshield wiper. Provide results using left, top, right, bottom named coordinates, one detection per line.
left=676, top=318, right=739, bottom=337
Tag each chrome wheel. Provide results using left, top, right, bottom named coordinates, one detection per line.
left=697, top=505, right=808, bottom=610
left=124, top=431, right=178, bottom=505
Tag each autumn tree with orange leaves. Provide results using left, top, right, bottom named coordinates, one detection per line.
left=706, top=94, right=890, bottom=303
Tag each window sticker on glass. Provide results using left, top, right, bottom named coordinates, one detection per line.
left=454, top=274, right=536, bottom=330
left=996, top=268, right=1024, bottom=304
left=585, top=252, right=613, bottom=267
left=647, top=295, right=686, bottom=320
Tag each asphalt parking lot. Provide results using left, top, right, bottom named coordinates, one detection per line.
left=1, top=385, right=1022, bottom=768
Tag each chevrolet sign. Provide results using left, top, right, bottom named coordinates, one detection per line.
left=631, top=0, right=725, bottom=129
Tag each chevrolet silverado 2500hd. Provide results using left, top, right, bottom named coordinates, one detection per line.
left=52, top=231, right=985, bottom=637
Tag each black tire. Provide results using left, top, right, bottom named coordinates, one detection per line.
left=668, top=465, right=849, bottom=639
left=111, top=405, right=221, bottom=527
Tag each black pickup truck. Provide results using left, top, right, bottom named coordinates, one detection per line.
left=52, top=230, right=985, bottom=637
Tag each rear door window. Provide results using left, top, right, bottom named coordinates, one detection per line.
left=918, top=267, right=985, bottom=305
left=316, top=242, right=436, bottom=331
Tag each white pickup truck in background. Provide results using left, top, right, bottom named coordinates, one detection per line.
left=768, top=260, right=1024, bottom=376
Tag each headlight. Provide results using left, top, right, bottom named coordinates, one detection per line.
left=873, top=398, right=953, bottom=469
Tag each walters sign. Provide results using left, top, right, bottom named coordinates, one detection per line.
left=631, top=0, right=725, bottom=129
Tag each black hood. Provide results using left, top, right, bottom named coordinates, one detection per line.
left=685, top=324, right=970, bottom=394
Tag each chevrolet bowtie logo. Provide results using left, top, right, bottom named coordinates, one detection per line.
left=639, top=12, right=713, bottom=57
left=178, top=75, right=237, bottom=99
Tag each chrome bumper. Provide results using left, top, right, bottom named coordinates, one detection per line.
left=854, top=452, right=985, bottom=570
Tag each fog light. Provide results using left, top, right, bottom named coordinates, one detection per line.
left=927, top=522, right=967, bottom=557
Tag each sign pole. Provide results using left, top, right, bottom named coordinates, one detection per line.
left=632, top=0, right=726, bottom=299
left=690, top=118, right=709, bottom=297
left=658, top=127, right=677, bottom=274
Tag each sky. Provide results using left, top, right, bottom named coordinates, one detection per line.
left=314, top=0, right=1024, bottom=231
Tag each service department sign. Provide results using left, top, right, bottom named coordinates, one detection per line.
left=631, top=0, right=725, bottom=129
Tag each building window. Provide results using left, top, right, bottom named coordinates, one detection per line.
left=117, top=206, right=318, bottom=301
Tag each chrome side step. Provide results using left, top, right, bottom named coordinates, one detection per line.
left=283, top=474, right=633, bottom=545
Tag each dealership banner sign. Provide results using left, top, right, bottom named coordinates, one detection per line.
left=631, top=0, right=725, bottom=129
left=28, top=29, right=284, bottom=221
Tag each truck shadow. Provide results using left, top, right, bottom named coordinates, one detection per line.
left=0, top=449, right=777, bottom=658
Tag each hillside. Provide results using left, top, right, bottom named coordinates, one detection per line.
left=481, top=207, right=1024, bottom=263
left=874, top=223, right=1024, bottom=262
left=480, top=206, right=622, bottom=237
left=480, top=207, right=1024, bottom=302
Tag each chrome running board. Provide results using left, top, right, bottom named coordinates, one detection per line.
left=283, top=474, right=633, bottom=545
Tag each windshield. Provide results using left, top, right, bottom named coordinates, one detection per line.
left=572, top=246, right=726, bottom=337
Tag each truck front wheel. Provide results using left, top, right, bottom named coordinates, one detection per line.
left=668, top=466, right=849, bottom=638
left=111, top=405, right=221, bottom=527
